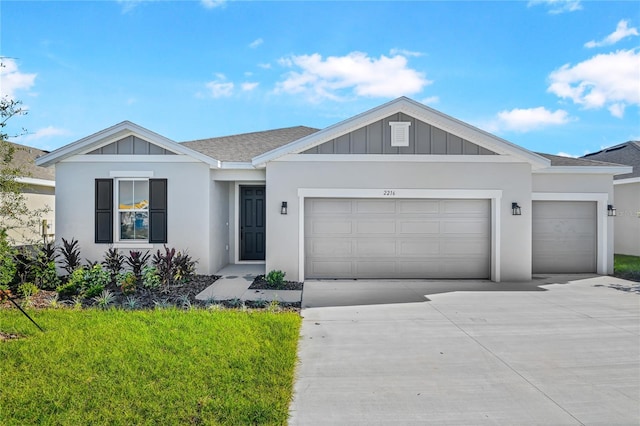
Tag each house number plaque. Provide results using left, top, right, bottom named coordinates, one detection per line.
left=383, top=190, right=396, bottom=196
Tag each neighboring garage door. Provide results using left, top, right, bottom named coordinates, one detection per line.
left=532, top=201, right=597, bottom=274
left=304, top=198, right=491, bottom=279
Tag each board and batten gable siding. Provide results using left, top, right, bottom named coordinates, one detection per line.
left=302, top=113, right=497, bottom=155
left=86, top=136, right=176, bottom=155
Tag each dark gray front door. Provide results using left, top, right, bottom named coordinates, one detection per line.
left=240, top=186, right=266, bottom=260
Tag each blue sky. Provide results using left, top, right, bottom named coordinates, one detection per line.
left=1, top=0, right=639, bottom=158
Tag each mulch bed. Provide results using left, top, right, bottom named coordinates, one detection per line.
left=0, top=275, right=220, bottom=310
left=248, top=275, right=304, bottom=291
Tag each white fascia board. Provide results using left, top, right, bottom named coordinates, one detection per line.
left=35, top=121, right=220, bottom=168
left=614, top=177, right=640, bottom=185
left=275, top=153, right=526, bottom=163
left=533, top=165, right=633, bottom=175
left=219, top=162, right=255, bottom=169
left=15, top=177, right=55, bottom=187
left=253, top=97, right=550, bottom=169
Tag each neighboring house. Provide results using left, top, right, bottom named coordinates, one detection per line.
left=583, top=142, right=640, bottom=256
left=4, top=142, right=55, bottom=245
left=36, top=97, right=631, bottom=281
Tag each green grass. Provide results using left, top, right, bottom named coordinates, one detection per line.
left=0, top=308, right=301, bottom=425
left=614, top=254, right=640, bottom=281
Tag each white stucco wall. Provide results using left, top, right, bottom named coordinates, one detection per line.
left=266, top=160, right=533, bottom=282
left=209, top=178, right=230, bottom=273
left=55, top=159, right=213, bottom=273
left=614, top=181, right=640, bottom=256
left=533, top=173, right=615, bottom=274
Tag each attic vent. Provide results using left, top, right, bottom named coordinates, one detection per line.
left=389, top=122, right=411, bottom=147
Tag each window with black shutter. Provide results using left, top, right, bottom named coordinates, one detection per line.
left=148, top=179, right=167, bottom=243
left=95, top=179, right=113, bottom=243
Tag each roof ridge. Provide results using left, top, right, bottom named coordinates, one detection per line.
left=537, top=152, right=628, bottom=167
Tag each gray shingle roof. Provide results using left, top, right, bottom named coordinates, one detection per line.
left=537, top=152, right=626, bottom=167
left=581, top=141, right=640, bottom=179
left=181, top=126, right=320, bottom=162
left=5, top=141, right=55, bottom=181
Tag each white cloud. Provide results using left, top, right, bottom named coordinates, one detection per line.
left=241, top=82, right=259, bottom=91
left=421, top=96, right=440, bottom=105
left=528, top=0, right=582, bottom=14
left=205, top=74, right=234, bottom=98
left=389, top=48, right=423, bottom=57
left=201, top=0, right=226, bottom=9
left=258, top=63, right=272, bottom=69
left=547, top=49, right=640, bottom=117
left=585, top=20, right=639, bottom=48
left=20, top=126, right=69, bottom=143
left=491, top=107, right=572, bottom=132
left=0, top=58, right=36, bottom=99
left=275, top=51, right=431, bottom=101
left=249, top=38, right=263, bottom=49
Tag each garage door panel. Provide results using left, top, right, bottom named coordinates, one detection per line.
left=442, top=199, right=487, bottom=214
left=442, top=239, right=488, bottom=255
left=355, top=199, right=396, bottom=214
left=305, top=198, right=491, bottom=279
left=532, top=201, right=596, bottom=274
left=356, top=220, right=396, bottom=234
left=398, top=200, right=440, bottom=214
left=399, top=240, right=440, bottom=255
left=308, top=199, right=353, bottom=214
left=442, top=219, right=488, bottom=234
left=310, top=220, right=353, bottom=235
left=308, top=239, right=353, bottom=256
left=399, top=221, right=440, bottom=234
left=355, top=240, right=397, bottom=256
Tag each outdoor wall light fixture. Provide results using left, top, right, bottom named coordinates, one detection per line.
left=511, top=202, right=522, bottom=216
left=607, top=204, right=616, bottom=217
left=281, top=201, right=288, bottom=215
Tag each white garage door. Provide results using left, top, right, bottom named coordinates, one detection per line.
left=304, top=198, right=491, bottom=279
left=532, top=201, right=597, bottom=274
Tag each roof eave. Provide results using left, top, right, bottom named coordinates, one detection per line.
left=533, top=165, right=633, bottom=175
left=35, top=121, right=221, bottom=168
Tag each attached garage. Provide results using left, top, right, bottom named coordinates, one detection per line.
left=532, top=201, right=597, bottom=273
left=304, top=198, right=491, bottom=279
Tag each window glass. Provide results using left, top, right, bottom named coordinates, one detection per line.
left=118, top=179, right=149, bottom=241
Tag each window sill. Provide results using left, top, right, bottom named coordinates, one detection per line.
left=112, top=242, right=154, bottom=249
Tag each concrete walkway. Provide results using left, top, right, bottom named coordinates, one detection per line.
left=195, top=264, right=302, bottom=303
left=289, top=275, right=640, bottom=425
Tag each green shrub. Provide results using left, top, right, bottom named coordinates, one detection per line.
left=85, top=264, right=109, bottom=289
left=265, top=270, right=286, bottom=288
left=142, top=266, right=161, bottom=289
left=0, top=230, right=17, bottom=287
left=17, top=282, right=39, bottom=298
left=84, top=283, right=105, bottom=299
left=119, top=271, right=137, bottom=295
left=57, top=267, right=85, bottom=297
left=35, top=261, right=61, bottom=290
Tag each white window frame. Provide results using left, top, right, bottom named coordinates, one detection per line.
left=114, top=177, right=151, bottom=244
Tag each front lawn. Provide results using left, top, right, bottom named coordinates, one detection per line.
left=0, top=308, right=300, bottom=425
left=614, top=254, right=640, bottom=282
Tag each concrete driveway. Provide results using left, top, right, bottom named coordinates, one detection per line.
left=289, top=276, right=640, bottom=425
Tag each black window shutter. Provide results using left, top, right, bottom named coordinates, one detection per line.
left=149, top=179, right=167, bottom=243
left=95, top=179, right=113, bottom=243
